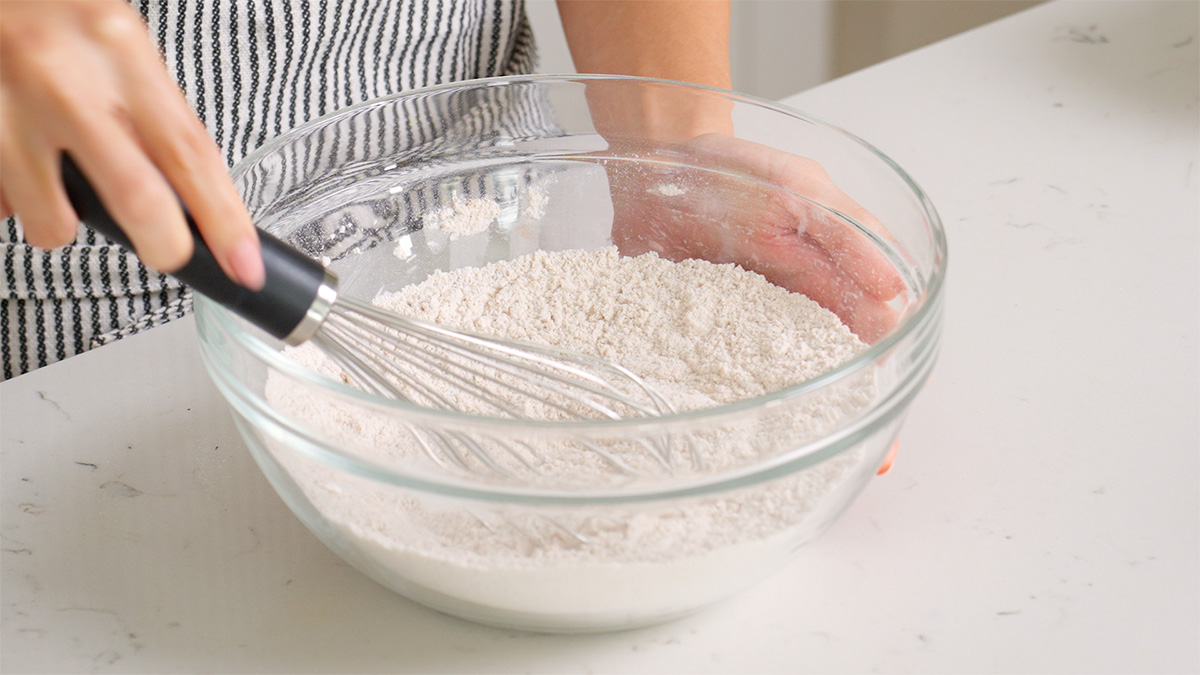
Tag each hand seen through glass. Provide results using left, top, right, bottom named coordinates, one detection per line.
left=603, top=133, right=907, bottom=344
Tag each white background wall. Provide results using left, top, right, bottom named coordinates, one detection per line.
left=526, top=0, right=1040, bottom=100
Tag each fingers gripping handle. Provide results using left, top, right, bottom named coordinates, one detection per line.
left=60, top=155, right=334, bottom=344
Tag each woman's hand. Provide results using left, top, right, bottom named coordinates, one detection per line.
left=0, top=0, right=263, bottom=288
left=556, top=3, right=903, bottom=341
left=605, top=133, right=907, bottom=343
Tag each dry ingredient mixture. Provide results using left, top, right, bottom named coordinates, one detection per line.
left=416, top=196, right=500, bottom=241
left=269, top=245, right=876, bottom=619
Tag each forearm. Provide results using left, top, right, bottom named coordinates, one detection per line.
left=556, top=0, right=733, bottom=140
left=556, top=0, right=731, bottom=90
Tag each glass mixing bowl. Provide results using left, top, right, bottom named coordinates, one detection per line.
left=195, top=75, right=945, bottom=633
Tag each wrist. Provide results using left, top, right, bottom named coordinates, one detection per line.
left=585, top=79, right=735, bottom=144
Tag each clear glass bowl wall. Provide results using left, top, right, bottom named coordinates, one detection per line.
left=196, top=76, right=945, bottom=633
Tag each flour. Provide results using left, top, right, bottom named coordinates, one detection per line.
left=522, top=181, right=548, bottom=220
left=417, top=196, right=500, bottom=241
left=268, top=246, right=877, bottom=625
left=650, top=183, right=688, bottom=197
left=371, top=247, right=863, bottom=410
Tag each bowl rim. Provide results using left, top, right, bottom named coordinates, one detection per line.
left=200, top=73, right=947, bottom=492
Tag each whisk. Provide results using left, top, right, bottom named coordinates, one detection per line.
left=60, top=157, right=678, bottom=429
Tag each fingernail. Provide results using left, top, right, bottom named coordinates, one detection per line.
left=228, top=235, right=266, bottom=290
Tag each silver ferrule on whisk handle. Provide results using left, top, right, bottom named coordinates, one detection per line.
left=283, top=269, right=340, bottom=346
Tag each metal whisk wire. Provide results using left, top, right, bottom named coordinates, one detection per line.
left=302, top=295, right=691, bottom=481
left=315, top=295, right=677, bottom=421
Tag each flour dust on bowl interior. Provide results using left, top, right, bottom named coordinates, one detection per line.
left=195, top=75, right=946, bottom=633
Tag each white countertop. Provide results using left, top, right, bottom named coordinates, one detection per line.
left=3, top=1, right=1197, bottom=672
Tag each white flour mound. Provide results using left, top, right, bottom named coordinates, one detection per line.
left=370, top=247, right=865, bottom=412
left=269, top=247, right=876, bottom=624
left=417, top=196, right=500, bottom=241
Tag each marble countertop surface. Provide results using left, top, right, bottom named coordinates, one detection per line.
left=3, top=1, right=1197, bottom=672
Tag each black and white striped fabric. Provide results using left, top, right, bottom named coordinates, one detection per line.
left=1, top=0, right=537, bottom=379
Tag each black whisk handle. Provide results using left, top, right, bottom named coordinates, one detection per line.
left=60, top=154, right=333, bottom=343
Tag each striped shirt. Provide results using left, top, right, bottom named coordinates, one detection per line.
left=1, top=0, right=537, bottom=379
